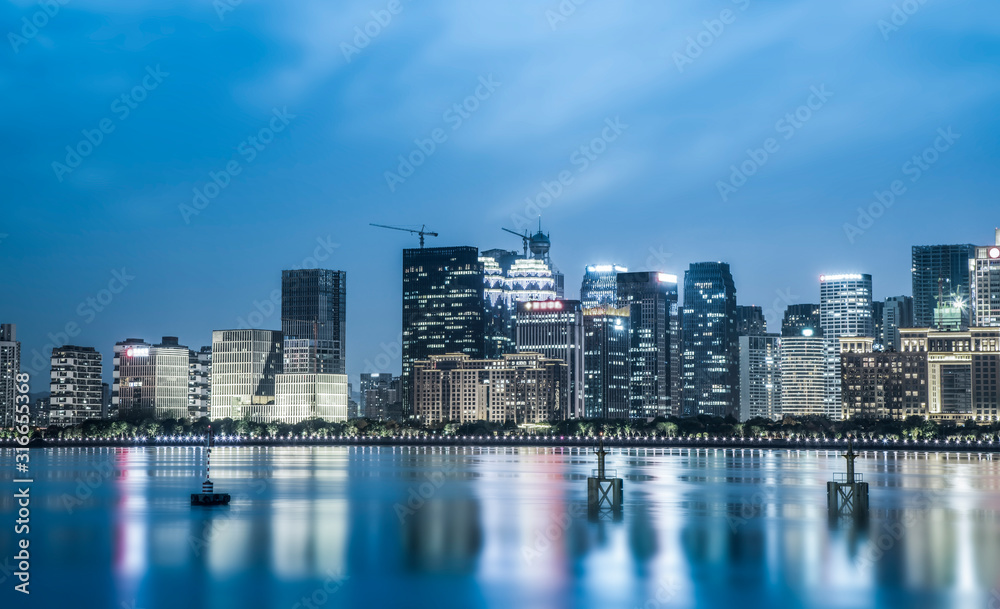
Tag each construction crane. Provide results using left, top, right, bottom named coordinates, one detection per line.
left=370, top=223, right=438, bottom=248
left=501, top=227, right=529, bottom=257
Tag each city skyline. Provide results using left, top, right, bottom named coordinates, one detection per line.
left=3, top=2, right=999, bottom=396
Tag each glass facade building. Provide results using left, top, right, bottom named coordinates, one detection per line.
left=515, top=299, right=584, bottom=419
left=581, top=264, right=628, bottom=309
left=209, top=329, right=283, bottom=422
left=113, top=336, right=190, bottom=420
left=781, top=304, right=820, bottom=337
left=911, top=244, right=975, bottom=328
left=820, top=273, right=874, bottom=420
left=281, top=269, right=346, bottom=375
left=618, top=271, right=679, bottom=419
left=583, top=306, right=631, bottom=419
left=681, top=263, right=738, bottom=418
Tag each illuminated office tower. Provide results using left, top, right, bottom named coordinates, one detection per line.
left=274, top=373, right=348, bottom=424
left=739, top=334, right=780, bottom=421
left=0, top=324, right=19, bottom=427
left=681, top=263, right=738, bottom=418
left=113, top=337, right=190, bottom=420
left=583, top=306, right=630, bottom=419
left=971, top=230, right=1000, bottom=327
left=736, top=305, right=766, bottom=336
left=581, top=265, right=628, bottom=308
left=781, top=304, right=820, bottom=337
left=618, top=271, right=679, bottom=418
left=209, top=329, right=283, bottom=422
left=840, top=336, right=927, bottom=420
left=911, top=244, right=975, bottom=327
left=779, top=329, right=827, bottom=417
left=361, top=373, right=401, bottom=420
left=48, top=345, right=103, bottom=426
left=820, top=273, right=874, bottom=420
left=516, top=299, right=584, bottom=419
left=282, top=269, right=346, bottom=374
left=402, top=246, right=485, bottom=417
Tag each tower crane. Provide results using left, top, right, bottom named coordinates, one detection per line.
left=501, top=227, right=529, bottom=257
left=370, top=223, right=438, bottom=248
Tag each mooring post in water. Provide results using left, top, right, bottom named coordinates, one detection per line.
left=827, top=436, right=868, bottom=522
left=588, top=433, right=623, bottom=518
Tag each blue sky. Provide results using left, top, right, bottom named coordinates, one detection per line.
left=2, top=0, right=998, bottom=391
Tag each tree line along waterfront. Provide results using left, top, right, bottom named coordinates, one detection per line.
left=4, top=415, right=1000, bottom=447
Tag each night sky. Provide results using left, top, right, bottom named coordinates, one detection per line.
left=2, top=0, right=998, bottom=392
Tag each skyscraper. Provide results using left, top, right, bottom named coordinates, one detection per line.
left=281, top=269, right=347, bottom=374
left=871, top=300, right=885, bottom=348
left=188, top=345, right=211, bottom=420
left=49, top=345, right=103, bottom=426
left=781, top=304, right=820, bottom=337
left=402, top=246, right=485, bottom=417
left=682, top=263, right=738, bottom=418
left=971, top=230, right=1000, bottom=327
left=735, top=305, right=766, bottom=336
left=581, top=265, right=628, bottom=308
left=515, top=299, right=584, bottom=419
left=882, top=296, right=914, bottom=350
left=113, top=337, right=190, bottom=420
left=583, top=306, right=630, bottom=419
left=820, top=273, right=874, bottom=420
left=0, top=324, right=20, bottom=427
left=361, top=373, right=401, bottom=420
left=739, top=334, right=780, bottom=421
left=209, top=329, right=283, bottom=422
left=779, top=329, right=826, bottom=418
left=618, top=271, right=679, bottom=418
left=911, top=244, right=975, bottom=327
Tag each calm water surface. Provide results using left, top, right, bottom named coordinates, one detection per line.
left=2, top=446, right=1000, bottom=609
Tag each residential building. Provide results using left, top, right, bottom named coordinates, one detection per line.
left=0, top=324, right=20, bottom=427
left=779, top=330, right=827, bottom=418
left=48, top=345, right=103, bottom=426
left=362, top=374, right=401, bottom=420
left=188, top=346, right=211, bottom=420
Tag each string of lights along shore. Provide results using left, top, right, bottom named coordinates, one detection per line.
left=2, top=224, right=1000, bottom=429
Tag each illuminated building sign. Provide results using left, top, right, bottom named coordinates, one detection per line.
left=125, top=347, right=150, bottom=358
left=990, top=247, right=1000, bottom=259
left=820, top=274, right=863, bottom=281
left=524, top=300, right=563, bottom=311
left=657, top=273, right=678, bottom=283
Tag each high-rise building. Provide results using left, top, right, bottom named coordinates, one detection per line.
left=736, top=305, right=766, bottom=336
left=900, top=327, right=1000, bottom=423
left=273, top=373, right=348, bottom=424
left=971, top=230, right=1000, bottom=327
left=209, top=329, right=283, bottom=422
left=779, top=329, right=827, bottom=418
left=515, top=299, right=584, bottom=419
left=682, top=263, right=738, bottom=418
left=188, top=346, right=211, bottom=420
left=48, top=345, right=103, bottom=426
left=911, top=244, right=975, bottom=328
left=113, top=337, right=190, bottom=420
left=820, top=273, right=874, bottom=420
left=362, top=374, right=401, bottom=420
left=0, top=324, right=20, bottom=427
left=871, top=300, right=885, bottom=348
left=739, top=334, right=780, bottom=421
left=412, top=352, right=567, bottom=425
left=581, top=265, right=628, bottom=308
left=883, top=296, right=914, bottom=351
left=281, top=269, right=347, bottom=374
left=618, top=271, right=679, bottom=419
left=781, top=304, right=820, bottom=337
left=482, top=249, right=520, bottom=358
left=840, top=337, right=927, bottom=420
left=582, top=306, right=630, bottom=419
left=403, top=246, right=485, bottom=417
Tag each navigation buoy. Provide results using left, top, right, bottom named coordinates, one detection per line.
left=191, top=425, right=231, bottom=506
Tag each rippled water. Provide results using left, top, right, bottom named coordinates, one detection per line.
left=2, top=446, right=999, bottom=609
